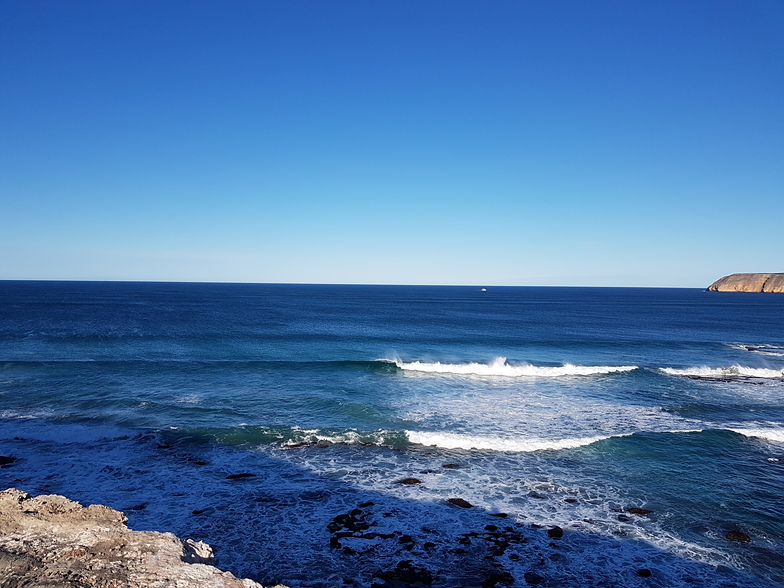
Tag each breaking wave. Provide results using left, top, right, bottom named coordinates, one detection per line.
left=405, top=430, right=621, bottom=452
left=661, top=366, right=784, bottom=379
left=393, top=357, right=637, bottom=377
left=728, top=427, right=784, bottom=443
left=734, top=344, right=784, bottom=357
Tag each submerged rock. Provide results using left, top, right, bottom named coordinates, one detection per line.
left=0, top=488, right=265, bottom=587
left=726, top=530, right=751, bottom=543
left=626, top=507, right=653, bottom=515
left=523, top=571, right=544, bottom=584
left=226, top=473, right=257, bottom=480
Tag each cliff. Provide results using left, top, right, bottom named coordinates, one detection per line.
left=707, top=273, right=784, bottom=293
left=0, top=488, right=272, bottom=588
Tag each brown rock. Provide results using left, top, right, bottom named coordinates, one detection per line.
left=447, top=498, right=473, bottom=508
left=626, top=507, right=653, bottom=515
left=707, top=273, right=784, bottom=293
left=726, top=530, right=751, bottom=543
left=0, top=488, right=265, bottom=587
left=396, top=477, right=422, bottom=485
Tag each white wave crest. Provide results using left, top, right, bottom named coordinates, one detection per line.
left=731, top=343, right=784, bottom=357
left=394, top=357, right=637, bottom=378
left=728, top=428, right=784, bottom=443
left=405, top=430, right=620, bottom=452
left=282, top=428, right=399, bottom=447
left=660, top=366, right=784, bottom=379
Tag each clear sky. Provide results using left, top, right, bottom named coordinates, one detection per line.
left=1, top=1, right=782, bottom=287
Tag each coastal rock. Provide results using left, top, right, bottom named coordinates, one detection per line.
left=447, top=498, right=473, bottom=508
left=726, top=530, right=751, bottom=543
left=626, top=507, right=653, bottom=516
left=0, top=488, right=265, bottom=588
left=707, top=273, right=784, bottom=293
left=547, top=526, right=563, bottom=539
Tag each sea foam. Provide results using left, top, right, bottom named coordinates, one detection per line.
left=394, top=357, right=637, bottom=377
left=729, top=427, right=784, bottom=443
left=661, top=366, right=784, bottom=379
left=405, top=430, right=619, bottom=452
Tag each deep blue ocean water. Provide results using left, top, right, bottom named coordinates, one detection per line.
left=1, top=281, right=783, bottom=587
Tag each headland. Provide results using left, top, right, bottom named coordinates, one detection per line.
left=707, top=273, right=784, bottom=293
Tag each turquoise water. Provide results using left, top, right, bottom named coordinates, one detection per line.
left=1, top=282, right=783, bottom=586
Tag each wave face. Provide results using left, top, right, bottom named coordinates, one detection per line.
left=661, top=365, right=784, bottom=379
left=394, top=357, right=638, bottom=377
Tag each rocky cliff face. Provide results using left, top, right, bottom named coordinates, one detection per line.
left=0, top=488, right=269, bottom=588
left=707, top=273, right=784, bottom=293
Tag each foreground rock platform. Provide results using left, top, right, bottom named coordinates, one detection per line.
left=0, top=488, right=269, bottom=588
left=707, top=273, right=784, bottom=293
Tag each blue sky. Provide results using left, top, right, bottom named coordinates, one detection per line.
left=1, top=1, right=782, bottom=286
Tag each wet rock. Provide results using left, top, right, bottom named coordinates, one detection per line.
left=627, top=507, right=653, bottom=515
left=0, top=456, right=17, bottom=466
left=491, top=512, right=508, bottom=518
left=547, top=526, right=563, bottom=539
left=328, top=509, right=375, bottom=534
left=359, top=501, right=375, bottom=508
left=447, top=498, right=473, bottom=508
left=523, top=571, right=544, bottom=584
left=441, top=463, right=460, bottom=469
left=564, top=498, right=578, bottom=503
left=485, top=525, right=499, bottom=532
left=637, top=568, right=652, bottom=577
left=225, top=472, right=256, bottom=480
left=396, top=478, right=422, bottom=485
left=726, top=530, right=751, bottom=543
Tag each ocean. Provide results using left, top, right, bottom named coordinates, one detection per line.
left=1, top=281, right=782, bottom=587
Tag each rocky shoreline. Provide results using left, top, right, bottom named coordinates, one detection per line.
left=0, top=488, right=277, bottom=588
left=707, top=273, right=784, bottom=293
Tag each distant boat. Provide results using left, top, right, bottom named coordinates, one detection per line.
left=480, top=288, right=487, bottom=292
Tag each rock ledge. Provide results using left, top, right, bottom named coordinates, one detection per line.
left=0, top=488, right=267, bottom=588
left=707, top=273, right=784, bottom=293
